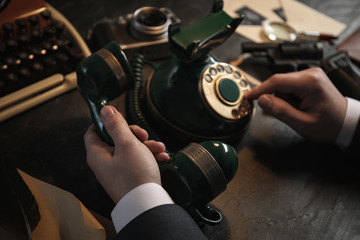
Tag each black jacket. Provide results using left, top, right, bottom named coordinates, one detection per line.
left=115, top=204, right=207, bottom=240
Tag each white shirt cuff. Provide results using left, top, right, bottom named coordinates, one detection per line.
left=335, top=97, right=360, bottom=149
left=110, top=182, right=174, bottom=233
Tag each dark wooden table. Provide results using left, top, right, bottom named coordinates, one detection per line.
left=1, top=0, right=360, bottom=239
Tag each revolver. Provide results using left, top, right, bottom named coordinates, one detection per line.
left=240, top=41, right=360, bottom=100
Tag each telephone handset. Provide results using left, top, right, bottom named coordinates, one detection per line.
left=77, top=0, right=252, bottom=224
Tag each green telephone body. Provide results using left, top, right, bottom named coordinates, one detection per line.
left=77, top=0, right=253, bottom=224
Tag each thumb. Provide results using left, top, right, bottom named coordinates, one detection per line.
left=100, top=105, right=134, bottom=144
left=258, top=94, right=310, bottom=130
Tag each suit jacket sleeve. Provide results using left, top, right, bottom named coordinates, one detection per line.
left=114, top=204, right=208, bottom=240
left=346, top=120, right=360, bottom=156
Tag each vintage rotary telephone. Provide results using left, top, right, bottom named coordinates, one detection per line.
left=77, top=0, right=253, bottom=224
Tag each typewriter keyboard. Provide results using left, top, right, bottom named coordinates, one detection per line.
left=0, top=4, right=90, bottom=122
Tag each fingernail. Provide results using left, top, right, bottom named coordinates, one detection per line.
left=243, top=91, right=249, bottom=99
left=258, top=95, right=272, bottom=109
left=101, top=106, right=115, bottom=120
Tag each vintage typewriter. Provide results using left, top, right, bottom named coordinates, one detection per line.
left=0, top=0, right=90, bottom=122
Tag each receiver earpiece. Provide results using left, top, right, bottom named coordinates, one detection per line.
left=160, top=141, right=238, bottom=224
left=76, top=41, right=134, bottom=145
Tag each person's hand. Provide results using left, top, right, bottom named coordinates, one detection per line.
left=244, top=67, right=347, bottom=143
left=84, top=105, right=170, bottom=204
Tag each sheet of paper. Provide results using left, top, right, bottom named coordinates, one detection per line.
left=223, top=0, right=346, bottom=43
left=282, top=0, right=346, bottom=36
left=18, top=170, right=106, bottom=240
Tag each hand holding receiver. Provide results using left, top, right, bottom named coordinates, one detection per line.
left=84, top=105, right=167, bottom=203
left=245, top=67, right=347, bottom=143
left=83, top=105, right=239, bottom=224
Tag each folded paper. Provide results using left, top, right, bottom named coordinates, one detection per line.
left=18, top=170, right=106, bottom=240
